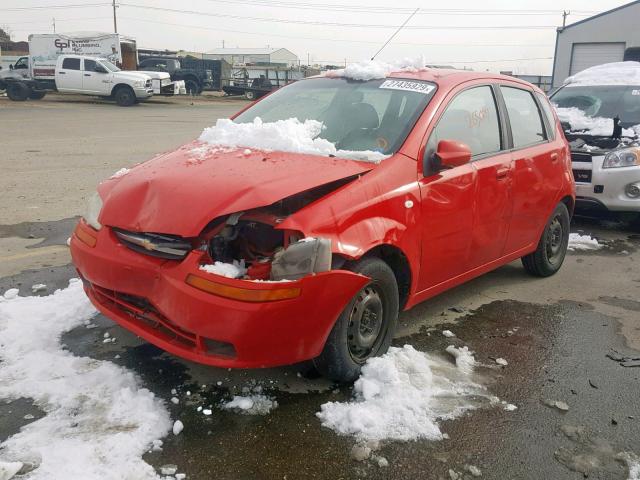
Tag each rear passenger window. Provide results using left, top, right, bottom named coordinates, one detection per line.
left=535, top=92, right=556, bottom=140
left=430, top=86, right=501, bottom=157
left=501, top=87, right=546, bottom=147
left=62, top=58, right=81, bottom=70
left=84, top=59, right=96, bottom=72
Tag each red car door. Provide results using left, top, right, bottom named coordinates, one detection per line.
left=417, top=85, right=506, bottom=291
left=499, top=85, right=564, bottom=255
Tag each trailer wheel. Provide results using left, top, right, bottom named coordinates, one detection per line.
left=6, top=82, right=31, bottom=101
left=29, top=90, right=47, bottom=100
left=114, top=85, right=136, bottom=107
left=184, top=78, right=200, bottom=95
left=244, top=91, right=255, bottom=100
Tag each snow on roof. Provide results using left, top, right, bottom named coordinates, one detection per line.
left=198, top=117, right=388, bottom=163
left=325, top=57, right=431, bottom=81
left=564, top=61, right=640, bottom=86
left=207, top=47, right=286, bottom=55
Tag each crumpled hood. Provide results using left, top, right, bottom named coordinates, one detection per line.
left=112, top=71, right=151, bottom=82
left=137, top=70, right=171, bottom=81
left=98, top=141, right=375, bottom=236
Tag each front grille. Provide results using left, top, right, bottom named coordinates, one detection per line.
left=571, top=152, right=592, bottom=163
left=90, top=284, right=236, bottom=358
left=145, top=79, right=152, bottom=88
left=113, top=228, right=192, bottom=260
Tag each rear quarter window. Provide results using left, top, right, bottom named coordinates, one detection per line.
left=535, top=92, right=556, bottom=140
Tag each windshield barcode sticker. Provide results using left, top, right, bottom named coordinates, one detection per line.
left=379, top=80, right=435, bottom=95
left=632, top=89, right=640, bottom=96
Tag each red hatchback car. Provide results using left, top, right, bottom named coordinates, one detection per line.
left=71, top=68, right=575, bottom=382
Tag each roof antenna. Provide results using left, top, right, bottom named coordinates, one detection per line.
left=371, top=7, right=419, bottom=61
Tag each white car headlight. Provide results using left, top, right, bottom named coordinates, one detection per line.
left=602, top=147, right=640, bottom=169
left=133, top=79, right=145, bottom=88
left=84, top=192, right=103, bottom=231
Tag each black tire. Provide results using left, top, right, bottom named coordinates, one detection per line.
left=6, top=82, right=31, bottom=101
left=313, top=257, right=399, bottom=383
left=244, top=90, right=256, bottom=100
left=29, top=90, right=46, bottom=100
left=184, top=78, right=200, bottom=95
left=522, top=202, right=570, bottom=277
left=114, top=86, right=136, bottom=107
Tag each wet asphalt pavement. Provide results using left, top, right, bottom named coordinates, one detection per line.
left=1, top=215, right=639, bottom=480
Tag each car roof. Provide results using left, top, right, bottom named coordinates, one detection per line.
left=386, top=68, right=536, bottom=89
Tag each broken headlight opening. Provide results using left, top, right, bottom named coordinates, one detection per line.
left=84, top=192, right=103, bottom=231
left=201, top=211, right=332, bottom=281
left=603, top=147, right=640, bottom=169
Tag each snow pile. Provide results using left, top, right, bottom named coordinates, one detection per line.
left=0, top=461, right=23, bottom=480
left=317, top=345, right=496, bottom=442
left=565, top=62, right=640, bottom=86
left=199, top=117, right=388, bottom=163
left=568, top=233, right=602, bottom=251
left=200, top=260, right=247, bottom=279
left=325, top=56, right=430, bottom=81
left=222, top=394, right=278, bottom=415
left=445, top=345, right=476, bottom=375
left=0, top=280, right=172, bottom=479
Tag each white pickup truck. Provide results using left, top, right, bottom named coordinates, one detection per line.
left=1, top=54, right=158, bottom=106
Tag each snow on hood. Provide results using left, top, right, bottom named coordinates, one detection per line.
left=324, top=56, right=430, bottom=81
left=565, top=61, right=640, bottom=86
left=199, top=117, right=388, bottom=163
left=554, top=106, right=640, bottom=138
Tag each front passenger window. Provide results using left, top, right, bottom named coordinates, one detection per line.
left=429, top=86, right=501, bottom=157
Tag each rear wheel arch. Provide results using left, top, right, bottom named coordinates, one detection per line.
left=560, top=195, right=575, bottom=218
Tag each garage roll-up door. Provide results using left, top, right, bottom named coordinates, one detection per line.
left=570, top=42, right=626, bottom=76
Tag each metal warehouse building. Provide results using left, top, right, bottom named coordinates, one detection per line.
left=205, top=48, right=299, bottom=67
left=552, top=0, right=640, bottom=87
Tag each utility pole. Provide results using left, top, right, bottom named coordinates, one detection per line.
left=112, top=0, right=118, bottom=34
left=52, top=17, right=56, bottom=33
left=562, top=10, right=570, bottom=28
left=307, top=53, right=310, bottom=66
left=222, top=39, right=225, bottom=48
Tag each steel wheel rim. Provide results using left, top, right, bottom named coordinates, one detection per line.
left=347, top=284, right=386, bottom=363
left=546, top=215, right=564, bottom=264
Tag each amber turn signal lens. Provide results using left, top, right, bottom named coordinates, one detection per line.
left=185, top=274, right=301, bottom=302
left=75, top=225, right=97, bottom=247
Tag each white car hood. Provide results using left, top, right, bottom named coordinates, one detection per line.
left=112, top=71, right=152, bottom=82
left=137, top=71, right=171, bottom=81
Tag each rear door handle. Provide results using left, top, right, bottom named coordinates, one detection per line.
left=496, top=167, right=510, bottom=179
left=550, top=153, right=559, bottom=162
left=58, top=71, right=66, bottom=74
left=84, top=73, right=91, bottom=77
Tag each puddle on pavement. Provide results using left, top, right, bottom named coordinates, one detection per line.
left=57, top=299, right=640, bottom=480
left=0, top=217, right=79, bottom=249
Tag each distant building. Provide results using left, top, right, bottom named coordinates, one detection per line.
left=552, top=0, right=640, bottom=87
left=205, top=48, right=299, bottom=67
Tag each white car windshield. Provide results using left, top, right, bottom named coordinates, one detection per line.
left=234, top=77, right=437, bottom=155
left=100, top=60, right=121, bottom=73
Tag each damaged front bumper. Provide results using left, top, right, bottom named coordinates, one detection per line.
left=70, top=220, right=368, bottom=368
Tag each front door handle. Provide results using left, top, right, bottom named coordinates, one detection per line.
left=84, top=73, right=91, bottom=77
left=496, top=167, right=510, bottom=179
left=58, top=71, right=66, bottom=74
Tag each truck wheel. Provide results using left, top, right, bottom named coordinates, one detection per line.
left=29, top=90, right=46, bottom=100
left=114, top=86, right=136, bottom=106
left=6, top=82, right=31, bottom=101
left=184, top=79, right=200, bottom=95
left=521, top=202, right=570, bottom=277
left=313, top=257, right=399, bottom=383
left=244, top=91, right=255, bottom=100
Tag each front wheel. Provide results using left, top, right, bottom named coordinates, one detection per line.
left=6, top=82, right=31, bottom=101
left=313, top=257, right=399, bottom=383
left=114, top=86, right=136, bottom=106
left=521, top=202, right=570, bottom=277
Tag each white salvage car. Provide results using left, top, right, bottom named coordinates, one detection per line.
left=551, top=62, right=640, bottom=218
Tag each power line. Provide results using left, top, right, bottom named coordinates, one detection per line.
left=0, top=3, right=110, bottom=11
left=120, top=16, right=554, bottom=48
left=118, top=3, right=558, bottom=29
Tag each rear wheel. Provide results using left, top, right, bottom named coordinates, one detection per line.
left=6, top=82, right=31, bottom=101
left=244, top=90, right=256, bottom=100
left=522, top=202, right=570, bottom=277
left=313, top=257, right=399, bottom=383
left=184, top=78, right=200, bottom=95
left=114, top=86, right=136, bottom=106
left=29, top=90, right=46, bottom=100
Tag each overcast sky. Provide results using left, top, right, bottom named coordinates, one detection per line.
left=1, top=0, right=632, bottom=74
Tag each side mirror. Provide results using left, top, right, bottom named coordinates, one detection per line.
left=95, top=64, right=108, bottom=74
left=9, top=64, right=13, bottom=70
left=432, top=140, right=472, bottom=170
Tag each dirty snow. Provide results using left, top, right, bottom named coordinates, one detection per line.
left=565, top=62, right=640, bottom=86
left=445, top=345, right=476, bottom=375
left=222, top=394, right=278, bottom=415
left=618, top=453, right=640, bottom=480
left=0, top=461, right=23, bottom=480
left=317, top=345, right=497, bottom=442
left=110, top=167, right=130, bottom=179
left=198, top=117, right=388, bottom=163
left=495, top=358, right=508, bottom=366
left=568, top=233, right=602, bottom=251
left=200, top=260, right=247, bottom=279
left=325, top=56, right=430, bottom=81
left=554, top=106, right=639, bottom=137
left=172, top=420, right=184, bottom=435
left=31, top=284, right=47, bottom=293
left=0, top=280, right=172, bottom=479
left=442, top=330, right=456, bottom=338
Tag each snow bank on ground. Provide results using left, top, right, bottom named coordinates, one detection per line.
left=221, top=394, right=278, bottom=415
left=325, top=56, right=430, bottom=81
left=0, top=461, right=23, bottom=480
left=317, top=345, right=496, bottom=442
left=200, top=260, right=247, bottom=279
left=568, top=233, right=602, bottom=251
left=0, top=280, right=172, bottom=480
left=199, top=117, right=388, bottom=163
left=565, top=62, right=640, bottom=86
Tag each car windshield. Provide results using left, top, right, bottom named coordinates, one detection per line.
left=100, top=60, right=120, bottom=72
left=234, top=77, right=437, bottom=155
left=551, top=85, right=640, bottom=128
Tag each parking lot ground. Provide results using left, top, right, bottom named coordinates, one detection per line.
left=1, top=99, right=639, bottom=479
